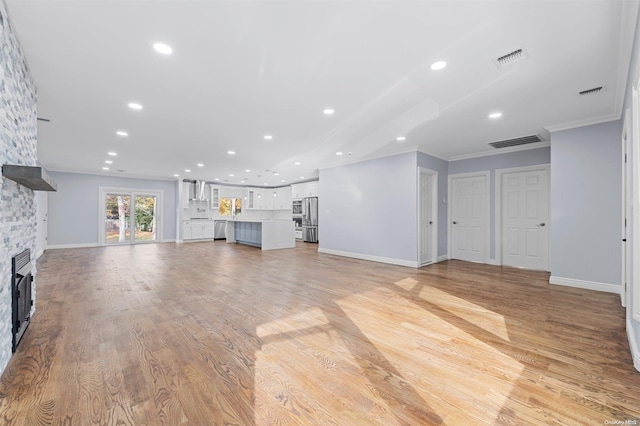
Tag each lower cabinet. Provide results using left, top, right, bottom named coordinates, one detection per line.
left=183, top=221, right=214, bottom=240
left=235, top=222, right=262, bottom=247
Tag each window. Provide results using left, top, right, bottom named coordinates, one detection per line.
left=218, top=198, right=242, bottom=216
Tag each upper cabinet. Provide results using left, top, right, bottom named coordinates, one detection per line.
left=245, top=186, right=291, bottom=210
left=291, top=181, right=318, bottom=199
left=273, top=186, right=292, bottom=210
left=182, top=181, right=191, bottom=209
left=210, top=185, right=220, bottom=210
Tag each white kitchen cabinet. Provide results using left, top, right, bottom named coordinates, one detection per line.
left=273, top=186, right=292, bottom=210
left=291, top=181, right=318, bottom=199
left=210, top=186, right=220, bottom=210
left=182, top=220, right=192, bottom=240
left=183, top=220, right=214, bottom=240
left=245, top=186, right=291, bottom=210
left=182, top=182, right=192, bottom=209
left=246, top=189, right=255, bottom=209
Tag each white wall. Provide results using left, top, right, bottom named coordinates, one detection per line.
left=318, top=152, right=418, bottom=266
left=549, top=121, right=622, bottom=289
left=48, top=171, right=178, bottom=246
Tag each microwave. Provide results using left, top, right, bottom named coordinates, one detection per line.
left=292, top=200, right=302, bottom=215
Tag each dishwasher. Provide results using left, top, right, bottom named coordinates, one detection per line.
left=214, top=220, right=226, bottom=240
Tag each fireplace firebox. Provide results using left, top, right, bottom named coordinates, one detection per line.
left=12, top=248, right=32, bottom=352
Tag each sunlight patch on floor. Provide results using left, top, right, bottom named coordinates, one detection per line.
left=254, top=314, right=403, bottom=425
left=418, top=285, right=511, bottom=342
left=256, top=307, right=329, bottom=339
left=336, top=287, right=524, bottom=423
left=393, top=277, right=418, bottom=291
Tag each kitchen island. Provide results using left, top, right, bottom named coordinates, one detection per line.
left=226, top=219, right=295, bottom=250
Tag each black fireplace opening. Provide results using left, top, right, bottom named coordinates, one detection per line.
left=12, top=248, right=32, bottom=352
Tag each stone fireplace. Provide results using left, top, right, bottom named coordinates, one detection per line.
left=0, top=1, right=39, bottom=373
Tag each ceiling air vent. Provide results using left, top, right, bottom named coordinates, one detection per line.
left=489, top=134, right=543, bottom=149
left=579, top=86, right=603, bottom=96
left=492, top=47, right=529, bottom=69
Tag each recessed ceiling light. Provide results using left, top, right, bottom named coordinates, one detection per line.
left=128, top=102, right=143, bottom=110
left=294, top=162, right=301, bottom=165
left=264, top=135, right=273, bottom=140
left=153, top=42, right=173, bottom=55
left=227, top=150, right=235, bottom=155
left=229, top=174, right=234, bottom=177
left=197, top=163, right=204, bottom=167
left=430, top=61, right=447, bottom=71
left=102, top=167, right=109, bottom=171
left=489, top=112, right=503, bottom=119
left=214, top=178, right=220, bottom=181
left=281, top=179, right=285, bottom=183
left=396, top=136, right=406, bottom=141
left=173, top=174, right=179, bottom=177
left=300, top=176, right=305, bottom=179
left=105, top=160, right=113, bottom=164
left=185, top=169, right=191, bottom=173
left=116, top=130, right=128, bottom=137
left=264, top=182, right=269, bottom=186
left=245, top=169, right=251, bottom=173
left=274, top=172, right=279, bottom=176
left=323, top=108, right=335, bottom=115
left=108, top=151, right=117, bottom=156
left=336, top=152, right=343, bottom=156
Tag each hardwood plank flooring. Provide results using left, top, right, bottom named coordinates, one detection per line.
left=0, top=241, right=639, bottom=425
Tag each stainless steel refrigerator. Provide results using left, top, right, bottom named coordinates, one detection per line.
left=302, top=197, right=318, bottom=243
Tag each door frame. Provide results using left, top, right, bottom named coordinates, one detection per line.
left=417, top=167, right=438, bottom=266
left=447, top=171, right=490, bottom=263
left=495, top=164, right=550, bottom=270
left=99, top=186, right=163, bottom=245
left=622, top=108, right=631, bottom=308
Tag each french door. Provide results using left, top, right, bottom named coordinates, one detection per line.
left=100, top=188, right=162, bottom=245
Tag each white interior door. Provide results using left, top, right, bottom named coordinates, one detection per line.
left=450, top=173, right=488, bottom=263
left=419, top=169, right=436, bottom=265
left=501, top=167, right=549, bottom=270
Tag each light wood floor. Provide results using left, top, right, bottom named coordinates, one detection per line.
left=0, top=241, right=639, bottom=425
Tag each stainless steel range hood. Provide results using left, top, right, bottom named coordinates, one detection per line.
left=2, top=165, right=57, bottom=191
left=189, top=180, right=208, bottom=201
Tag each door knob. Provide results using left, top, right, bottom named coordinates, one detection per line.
left=538, top=223, right=546, bottom=227
left=453, top=221, right=458, bottom=224
left=429, top=221, right=433, bottom=225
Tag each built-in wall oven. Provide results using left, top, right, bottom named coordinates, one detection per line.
left=293, top=216, right=303, bottom=240
left=292, top=199, right=302, bottom=215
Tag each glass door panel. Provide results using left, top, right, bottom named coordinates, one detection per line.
left=105, top=194, right=131, bottom=244
left=134, top=195, right=157, bottom=242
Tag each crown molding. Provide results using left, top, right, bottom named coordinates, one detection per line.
left=448, top=141, right=550, bottom=162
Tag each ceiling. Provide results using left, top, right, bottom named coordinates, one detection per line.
left=6, top=1, right=638, bottom=185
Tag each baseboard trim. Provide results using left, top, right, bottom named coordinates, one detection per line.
left=436, top=255, right=449, bottom=263
left=48, top=240, right=176, bottom=249
left=626, top=319, right=640, bottom=372
left=47, top=243, right=100, bottom=250
left=318, top=248, right=418, bottom=268
left=549, top=276, right=621, bottom=294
